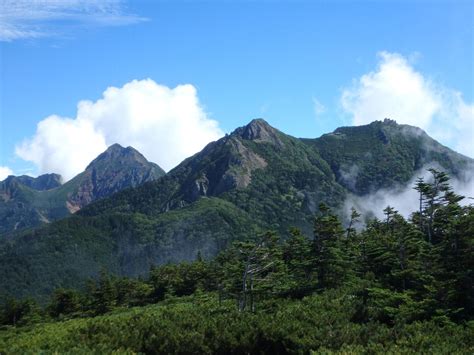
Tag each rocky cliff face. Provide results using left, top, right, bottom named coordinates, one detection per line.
left=67, top=144, right=165, bottom=212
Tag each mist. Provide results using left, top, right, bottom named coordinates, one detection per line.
left=343, top=164, right=474, bottom=223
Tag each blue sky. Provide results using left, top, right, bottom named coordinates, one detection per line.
left=0, top=0, right=473, bottom=180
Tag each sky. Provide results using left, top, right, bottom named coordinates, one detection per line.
left=0, top=0, right=473, bottom=181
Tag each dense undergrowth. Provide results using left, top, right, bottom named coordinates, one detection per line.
left=1, top=291, right=473, bottom=354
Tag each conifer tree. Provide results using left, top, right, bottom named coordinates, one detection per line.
left=313, top=203, right=351, bottom=289
left=283, top=227, right=317, bottom=297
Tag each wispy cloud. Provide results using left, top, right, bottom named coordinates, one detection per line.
left=312, top=97, right=326, bottom=117
left=0, top=0, right=146, bottom=42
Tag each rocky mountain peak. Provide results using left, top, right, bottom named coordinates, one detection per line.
left=19, top=173, right=63, bottom=191
left=67, top=144, right=165, bottom=213
left=86, top=144, right=150, bottom=170
left=1, top=173, right=62, bottom=192
left=232, top=118, right=283, bottom=146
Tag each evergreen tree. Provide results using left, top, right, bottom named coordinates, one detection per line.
left=313, top=203, right=352, bottom=289
left=89, top=270, right=118, bottom=315
left=1, top=298, right=42, bottom=326
left=48, top=288, right=82, bottom=318
left=283, top=227, right=317, bottom=297
left=346, top=207, right=361, bottom=238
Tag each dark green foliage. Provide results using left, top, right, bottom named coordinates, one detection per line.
left=47, top=288, right=82, bottom=319
left=282, top=228, right=317, bottom=297
left=313, top=203, right=352, bottom=289
left=0, top=198, right=258, bottom=302
left=1, top=292, right=473, bottom=354
left=0, top=298, right=42, bottom=327
left=0, top=172, right=472, bottom=352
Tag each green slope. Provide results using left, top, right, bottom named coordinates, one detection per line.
left=0, top=198, right=258, bottom=301
left=0, top=119, right=471, bottom=302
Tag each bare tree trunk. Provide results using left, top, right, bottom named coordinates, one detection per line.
left=250, top=274, right=254, bottom=312
left=239, top=263, right=249, bottom=312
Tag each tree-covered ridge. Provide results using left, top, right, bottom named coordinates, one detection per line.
left=303, top=119, right=473, bottom=195
left=0, top=197, right=260, bottom=301
left=1, top=170, right=472, bottom=353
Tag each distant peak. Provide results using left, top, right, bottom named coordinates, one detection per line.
left=232, top=118, right=282, bottom=145
left=104, top=143, right=142, bottom=156
left=1, top=173, right=62, bottom=191
left=382, top=118, right=397, bottom=125
left=105, top=143, right=127, bottom=152
left=248, top=117, right=269, bottom=126
left=85, top=144, right=146, bottom=171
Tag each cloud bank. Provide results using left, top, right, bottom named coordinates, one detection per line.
left=0, top=167, right=14, bottom=181
left=344, top=165, right=474, bottom=223
left=341, top=52, right=474, bottom=158
left=0, top=0, right=145, bottom=42
left=16, top=79, right=224, bottom=181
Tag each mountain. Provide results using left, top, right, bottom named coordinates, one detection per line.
left=6, top=173, right=62, bottom=191
left=65, top=144, right=165, bottom=213
left=0, top=144, right=165, bottom=235
left=302, top=119, right=472, bottom=195
left=82, top=118, right=344, bottom=230
left=0, top=119, right=472, bottom=301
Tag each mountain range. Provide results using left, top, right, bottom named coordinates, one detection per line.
left=0, top=144, right=165, bottom=235
left=0, top=118, right=472, bottom=301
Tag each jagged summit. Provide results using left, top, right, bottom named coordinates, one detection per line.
left=86, top=143, right=153, bottom=171
left=232, top=118, right=283, bottom=145
left=1, top=173, right=62, bottom=190
left=18, top=173, right=62, bottom=191
left=67, top=144, right=165, bottom=212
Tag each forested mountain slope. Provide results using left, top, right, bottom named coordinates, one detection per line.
left=0, top=118, right=472, bottom=301
left=303, top=119, right=472, bottom=195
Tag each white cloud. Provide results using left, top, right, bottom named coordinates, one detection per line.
left=0, top=166, right=14, bottom=181
left=312, top=98, right=326, bottom=117
left=16, top=79, right=224, bottom=181
left=0, top=0, right=145, bottom=42
left=341, top=51, right=474, bottom=157
left=16, top=115, right=107, bottom=181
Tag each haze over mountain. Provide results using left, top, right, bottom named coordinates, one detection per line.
left=0, top=144, right=165, bottom=235
left=0, top=118, right=472, bottom=301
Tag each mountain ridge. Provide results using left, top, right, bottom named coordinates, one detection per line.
left=0, top=118, right=472, bottom=301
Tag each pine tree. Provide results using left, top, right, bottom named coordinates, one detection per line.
left=283, top=227, right=317, bottom=297
left=346, top=207, right=361, bottom=238
left=48, top=288, right=82, bottom=318
left=90, top=270, right=118, bottom=315
left=223, top=231, right=287, bottom=311
left=313, top=203, right=351, bottom=289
